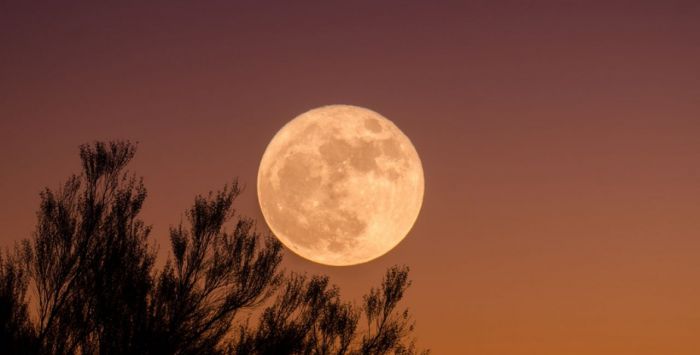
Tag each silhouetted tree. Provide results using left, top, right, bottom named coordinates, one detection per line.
left=21, top=141, right=155, bottom=355
left=0, top=141, right=427, bottom=355
left=147, top=184, right=283, bottom=354
left=231, top=273, right=358, bottom=354
left=231, top=266, right=425, bottom=355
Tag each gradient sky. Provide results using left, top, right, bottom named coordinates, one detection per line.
left=2, top=1, right=700, bottom=354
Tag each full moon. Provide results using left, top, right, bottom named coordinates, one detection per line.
left=257, top=105, right=424, bottom=266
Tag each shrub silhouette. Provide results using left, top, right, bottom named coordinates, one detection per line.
left=0, top=141, right=427, bottom=355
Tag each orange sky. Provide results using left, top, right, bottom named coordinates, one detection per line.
left=1, top=1, right=699, bottom=353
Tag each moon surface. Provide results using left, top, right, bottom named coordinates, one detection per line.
left=257, top=105, right=424, bottom=266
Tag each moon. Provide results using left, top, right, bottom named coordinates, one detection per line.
left=257, top=105, right=424, bottom=266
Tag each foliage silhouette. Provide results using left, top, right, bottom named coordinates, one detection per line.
left=0, top=141, right=427, bottom=355
left=0, top=250, right=35, bottom=354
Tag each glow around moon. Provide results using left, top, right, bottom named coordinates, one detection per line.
left=257, top=105, right=424, bottom=266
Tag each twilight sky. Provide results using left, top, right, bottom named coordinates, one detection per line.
left=1, top=1, right=699, bottom=353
